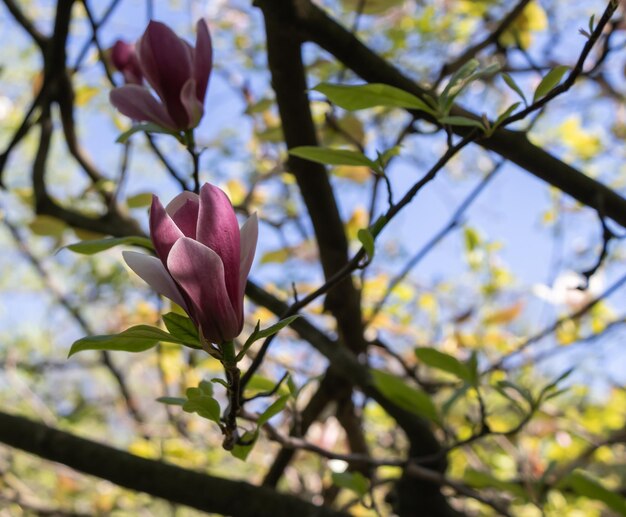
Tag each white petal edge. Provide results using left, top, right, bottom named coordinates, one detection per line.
left=239, top=213, right=258, bottom=296
left=122, top=251, right=188, bottom=311
left=165, top=191, right=199, bottom=217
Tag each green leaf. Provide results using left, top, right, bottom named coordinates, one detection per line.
left=162, top=312, right=200, bottom=348
left=237, top=316, right=299, bottom=360
left=464, top=227, right=481, bottom=252
left=357, top=228, right=375, bottom=259
left=68, top=325, right=189, bottom=357
left=438, top=116, right=485, bottom=130
left=331, top=471, right=369, bottom=497
left=441, top=59, right=480, bottom=104
left=257, top=394, right=290, bottom=426
left=116, top=122, right=179, bottom=144
left=492, top=102, right=521, bottom=132
left=414, top=348, right=474, bottom=384
left=287, top=375, right=298, bottom=396
left=231, top=429, right=258, bottom=461
left=313, top=82, right=437, bottom=115
left=371, top=369, right=438, bottom=422
left=244, top=374, right=290, bottom=397
left=463, top=469, right=528, bottom=500
left=183, top=384, right=220, bottom=423
left=182, top=396, right=221, bottom=424
left=156, top=397, right=186, bottom=406
left=126, top=192, right=153, bottom=209
left=29, top=215, right=67, bottom=238
left=289, top=146, right=377, bottom=169
left=65, top=236, right=154, bottom=255
left=502, top=73, right=527, bottom=105
left=563, top=471, right=626, bottom=516
left=495, top=380, right=534, bottom=409
left=533, top=65, right=569, bottom=102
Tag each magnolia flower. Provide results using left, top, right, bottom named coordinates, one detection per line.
left=110, top=40, right=143, bottom=85
left=110, top=19, right=212, bottom=131
left=123, top=184, right=258, bottom=344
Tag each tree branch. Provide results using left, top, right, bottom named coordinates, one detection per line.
left=258, top=0, right=626, bottom=228
left=0, top=410, right=348, bottom=517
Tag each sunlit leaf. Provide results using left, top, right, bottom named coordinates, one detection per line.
left=289, top=146, right=377, bottom=169
left=257, top=394, right=290, bottom=426
left=126, top=192, right=153, bottom=208
left=237, top=316, right=299, bottom=360
left=414, top=347, right=474, bottom=384
left=231, top=429, right=258, bottom=461
left=162, top=312, right=200, bottom=348
left=313, top=82, right=437, bottom=115
left=563, top=471, right=626, bottom=516
left=65, top=236, right=154, bottom=255
left=371, top=369, right=438, bottom=422
left=533, top=66, right=569, bottom=102
left=116, top=122, right=179, bottom=144
left=357, top=227, right=375, bottom=258
left=69, top=325, right=189, bottom=357
left=502, top=74, right=527, bottom=105
left=331, top=471, right=369, bottom=497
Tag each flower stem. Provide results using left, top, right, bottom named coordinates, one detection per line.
left=220, top=341, right=240, bottom=451
left=185, top=129, right=200, bottom=194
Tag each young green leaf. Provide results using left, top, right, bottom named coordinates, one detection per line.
left=289, top=146, right=377, bottom=169
left=126, top=192, right=153, bottom=208
left=562, top=471, right=626, bottom=516
left=331, top=471, right=369, bottom=497
left=116, top=122, right=180, bottom=144
left=502, top=73, right=527, bottom=105
left=257, top=394, right=290, bottom=426
left=463, top=469, right=528, bottom=500
left=162, top=312, right=200, bottom=347
left=68, top=325, right=189, bottom=357
left=533, top=65, right=569, bottom=102
left=490, top=102, right=521, bottom=134
left=313, top=82, right=437, bottom=115
left=156, top=397, right=186, bottom=406
left=182, top=396, right=221, bottom=424
left=231, top=429, right=258, bottom=461
left=414, top=347, right=473, bottom=384
left=438, top=116, right=486, bottom=130
left=441, top=59, right=480, bottom=102
left=65, top=236, right=154, bottom=255
left=371, top=369, right=438, bottom=422
left=237, top=315, right=299, bottom=360
left=357, top=228, right=375, bottom=259
left=243, top=374, right=290, bottom=397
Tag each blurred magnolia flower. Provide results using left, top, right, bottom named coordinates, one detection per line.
left=110, top=40, right=143, bottom=85
left=123, top=183, right=258, bottom=344
left=532, top=270, right=604, bottom=311
left=110, top=19, right=213, bottom=131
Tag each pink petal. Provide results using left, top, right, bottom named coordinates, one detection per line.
left=109, top=85, right=176, bottom=129
left=167, top=237, right=240, bottom=343
left=194, top=19, right=212, bottom=103
left=239, top=213, right=258, bottom=298
left=137, top=21, right=193, bottom=129
left=166, top=192, right=199, bottom=238
left=149, top=195, right=184, bottom=262
left=111, top=40, right=143, bottom=84
left=180, top=79, right=204, bottom=129
left=196, top=184, right=241, bottom=308
left=165, top=191, right=199, bottom=216
left=122, top=251, right=188, bottom=311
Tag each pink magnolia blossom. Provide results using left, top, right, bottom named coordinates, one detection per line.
left=123, top=183, right=257, bottom=344
left=110, top=19, right=213, bottom=131
left=110, top=40, right=143, bottom=85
